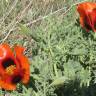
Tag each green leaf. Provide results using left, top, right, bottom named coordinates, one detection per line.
left=50, top=76, right=68, bottom=86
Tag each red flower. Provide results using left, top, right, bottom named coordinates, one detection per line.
left=0, top=43, right=30, bottom=90
left=77, top=2, right=96, bottom=32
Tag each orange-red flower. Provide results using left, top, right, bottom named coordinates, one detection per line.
left=0, top=43, right=30, bottom=90
left=77, top=2, right=96, bottom=32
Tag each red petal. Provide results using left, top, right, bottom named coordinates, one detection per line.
left=89, top=9, right=96, bottom=32
left=0, top=75, right=16, bottom=90
left=77, top=2, right=96, bottom=17
left=0, top=44, right=19, bottom=75
left=14, top=46, right=30, bottom=84
left=77, top=2, right=96, bottom=31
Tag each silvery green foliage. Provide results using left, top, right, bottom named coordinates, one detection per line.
left=1, top=0, right=95, bottom=96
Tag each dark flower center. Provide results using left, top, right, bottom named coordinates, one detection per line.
left=2, top=58, right=15, bottom=69
left=94, top=20, right=96, bottom=30
left=12, top=75, right=22, bottom=84
left=2, top=58, right=22, bottom=84
left=84, top=16, right=92, bottom=30
left=2, top=58, right=16, bottom=75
